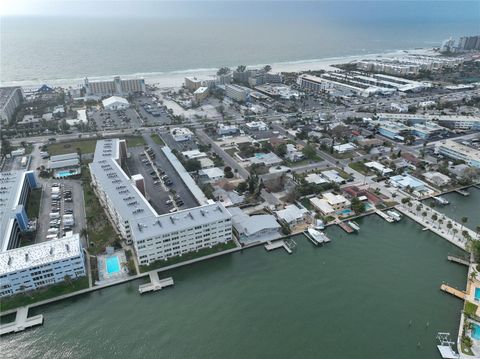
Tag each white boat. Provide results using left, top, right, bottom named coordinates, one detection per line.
left=307, top=228, right=331, bottom=245
left=348, top=221, right=360, bottom=232
left=433, top=196, right=450, bottom=205
left=387, top=210, right=402, bottom=222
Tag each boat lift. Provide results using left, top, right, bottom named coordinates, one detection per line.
left=436, top=332, right=459, bottom=359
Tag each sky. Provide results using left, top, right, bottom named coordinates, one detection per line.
left=2, top=0, right=479, bottom=18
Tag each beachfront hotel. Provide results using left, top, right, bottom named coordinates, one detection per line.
left=435, top=139, right=480, bottom=169
left=89, top=139, right=233, bottom=266
left=0, top=171, right=86, bottom=297
left=84, top=76, right=146, bottom=96
left=0, top=234, right=86, bottom=297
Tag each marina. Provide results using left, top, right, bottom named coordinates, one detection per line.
left=1, top=215, right=467, bottom=359
left=375, top=209, right=394, bottom=223
left=337, top=221, right=354, bottom=233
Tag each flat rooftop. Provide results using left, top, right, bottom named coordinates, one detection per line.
left=0, top=234, right=82, bottom=275
left=0, top=171, right=28, bottom=252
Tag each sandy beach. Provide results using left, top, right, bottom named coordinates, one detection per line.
left=6, top=48, right=436, bottom=91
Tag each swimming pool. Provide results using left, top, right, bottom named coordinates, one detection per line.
left=472, top=323, right=480, bottom=340
left=475, top=287, right=480, bottom=302
left=339, top=209, right=353, bottom=216
left=106, top=256, right=121, bottom=274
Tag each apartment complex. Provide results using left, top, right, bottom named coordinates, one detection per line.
left=84, top=76, right=146, bottom=96
left=0, top=171, right=39, bottom=252
left=377, top=113, right=480, bottom=130
left=225, top=84, right=250, bottom=102
left=435, top=140, right=480, bottom=168
left=0, top=86, right=23, bottom=124
left=0, top=235, right=86, bottom=297
left=89, top=139, right=233, bottom=266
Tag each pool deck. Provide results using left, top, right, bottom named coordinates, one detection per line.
left=139, top=273, right=174, bottom=294
left=0, top=307, right=43, bottom=336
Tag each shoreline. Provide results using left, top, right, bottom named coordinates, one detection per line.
left=0, top=48, right=436, bottom=90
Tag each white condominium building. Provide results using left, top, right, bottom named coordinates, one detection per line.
left=0, top=86, right=23, bottom=124
left=225, top=84, right=249, bottom=102
left=435, top=140, right=480, bottom=169
left=84, top=76, right=146, bottom=96
left=0, top=234, right=86, bottom=297
left=90, top=139, right=233, bottom=266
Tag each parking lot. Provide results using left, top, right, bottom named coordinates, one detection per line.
left=36, top=178, right=85, bottom=245
left=89, top=107, right=143, bottom=131
left=134, top=96, right=172, bottom=126
left=125, top=143, right=199, bottom=215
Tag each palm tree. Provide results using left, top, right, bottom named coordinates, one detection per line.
left=461, top=217, right=468, bottom=232
left=416, top=204, right=422, bottom=214
left=431, top=214, right=438, bottom=228
left=452, top=228, right=459, bottom=239
left=447, top=221, right=453, bottom=234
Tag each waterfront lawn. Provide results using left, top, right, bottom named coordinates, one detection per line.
left=139, top=241, right=237, bottom=273
left=46, top=139, right=97, bottom=156
left=465, top=301, right=478, bottom=317
left=0, top=277, right=89, bottom=312
left=81, top=167, right=118, bottom=254
left=125, top=136, right=146, bottom=148
left=26, top=189, right=42, bottom=218
left=151, top=133, right=165, bottom=146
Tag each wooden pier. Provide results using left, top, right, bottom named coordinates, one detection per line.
left=139, top=273, right=174, bottom=294
left=440, top=284, right=466, bottom=300
left=0, top=307, right=43, bottom=336
left=447, top=255, right=470, bottom=266
left=338, top=222, right=354, bottom=233
left=264, top=240, right=292, bottom=254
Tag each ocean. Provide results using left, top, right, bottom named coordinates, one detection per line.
left=0, top=1, right=479, bottom=86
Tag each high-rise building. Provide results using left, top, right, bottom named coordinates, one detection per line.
left=0, top=87, right=23, bottom=124
left=84, top=76, right=146, bottom=96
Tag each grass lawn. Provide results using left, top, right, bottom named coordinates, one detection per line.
left=300, top=197, right=314, bottom=211
left=348, top=161, right=371, bottom=175
left=26, top=189, right=42, bottom=218
left=139, top=241, right=237, bottom=273
left=47, top=139, right=97, bottom=156
left=0, top=277, right=89, bottom=312
left=81, top=167, right=119, bottom=255
left=465, top=301, right=478, bottom=317
left=151, top=133, right=165, bottom=146
left=125, top=136, right=146, bottom=147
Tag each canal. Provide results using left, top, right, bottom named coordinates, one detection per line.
left=1, top=215, right=468, bottom=359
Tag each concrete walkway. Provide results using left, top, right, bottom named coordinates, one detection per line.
left=397, top=201, right=477, bottom=251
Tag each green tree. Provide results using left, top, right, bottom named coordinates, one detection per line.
left=461, top=217, right=468, bottom=232
left=351, top=197, right=366, bottom=215
left=217, top=67, right=230, bottom=76
left=236, top=181, right=248, bottom=193
left=184, top=159, right=201, bottom=172
left=302, top=144, right=317, bottom=160
left=275, top=143, right=288, bottom=157
left=236, top=65, right=246, bottom=72
left=263, top=65, right=272, bottom=73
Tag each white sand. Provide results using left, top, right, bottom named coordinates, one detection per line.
left=7, top=48, right=436, bottom=90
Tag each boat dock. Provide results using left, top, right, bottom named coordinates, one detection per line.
left=436, top=332, right=459, bottom=359
left=264, top=240, right=292, bottom=254
left=139, top=273, right=174, bottom=294
left=454, top=189, right=469, bottom=196
left=447, top=255, right=470, bottom=266
left=338, top=221, right=354, bottom=233
left=440, top=284, right=466, bottom=300
left=0, top=307, right=43, bottom=336
left=375, top=209, right=394, bottom=223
